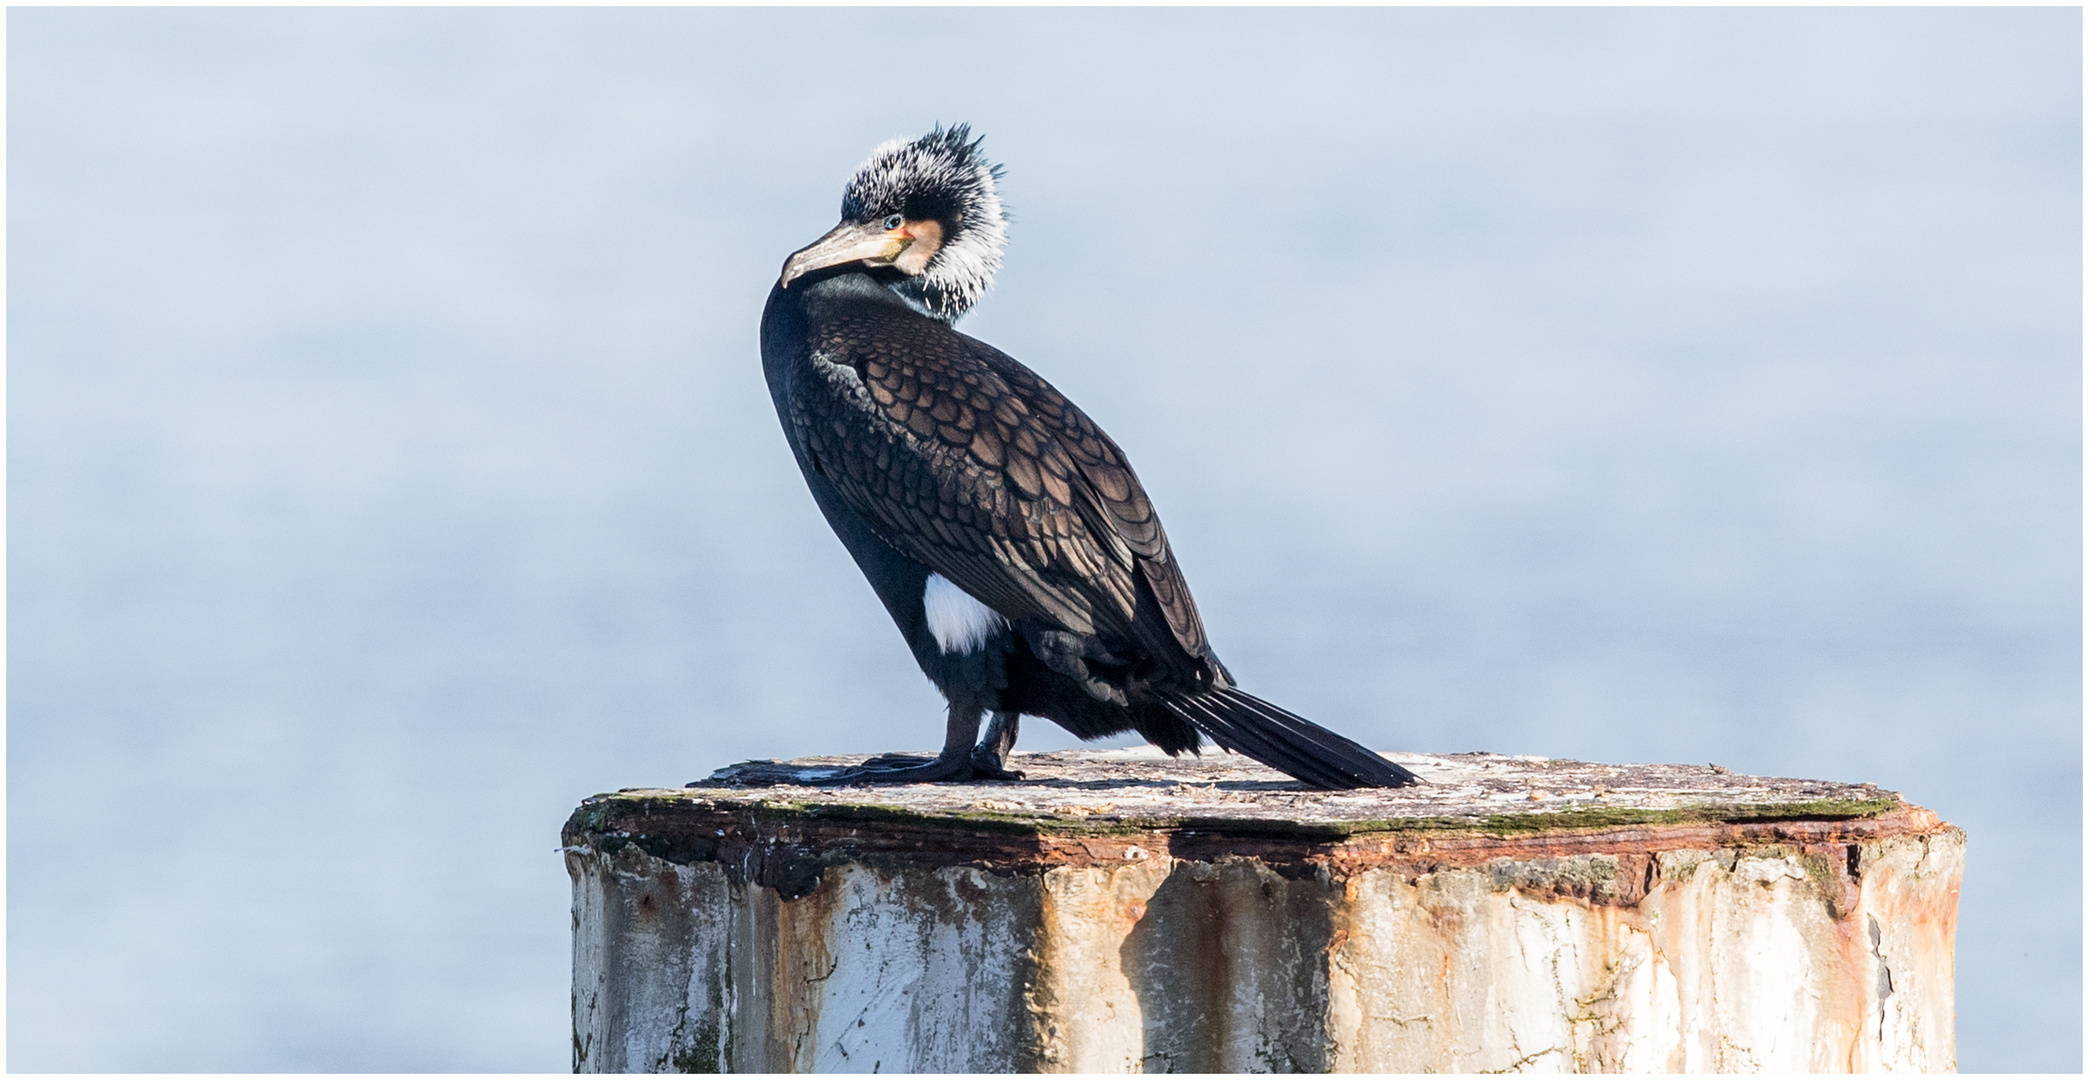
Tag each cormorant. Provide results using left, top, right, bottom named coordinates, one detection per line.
left=759, top=125, right=1417, bottom=789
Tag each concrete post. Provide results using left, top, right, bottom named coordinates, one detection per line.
left=565, top=749, right=1960, bottom=1073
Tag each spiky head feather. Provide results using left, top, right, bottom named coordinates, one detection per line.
left=840, top=124, right=1009, bottom=322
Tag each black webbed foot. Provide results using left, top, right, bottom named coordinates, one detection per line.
left=718, top=706, right=1027, bottom=787
left=809, top=752, right=979, bottom=785
left=965, top=754, right=1025, bottom=781
left=803, top=749, right=1020, bottom=784
left=855, top=753, right=934, bottom=770
left=967, top=710, right=1025, bottom=780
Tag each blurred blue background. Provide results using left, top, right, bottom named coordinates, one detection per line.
left=8, top=7, right=2079, bottom=1072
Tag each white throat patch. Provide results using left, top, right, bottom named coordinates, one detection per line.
left=923, top=573, right=1006, bottom=654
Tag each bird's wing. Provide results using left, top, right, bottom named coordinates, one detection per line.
left=968, top=338, right=1211, bottom=661
left=789, top=303, right=1209, bottom=665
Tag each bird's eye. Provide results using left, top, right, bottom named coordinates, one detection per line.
left=882, top=214, right=904, bottom=230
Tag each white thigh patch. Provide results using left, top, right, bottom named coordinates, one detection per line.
left=923, top=573, right=1007, bottom=654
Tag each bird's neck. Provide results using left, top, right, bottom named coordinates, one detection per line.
left=800, top=271, right=960, bottom=325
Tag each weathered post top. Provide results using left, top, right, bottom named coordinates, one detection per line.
left=566, top=750, right=1961, bottom=1073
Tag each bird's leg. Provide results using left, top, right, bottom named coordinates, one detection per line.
left=969, top=711, right=1023, bottom=780
left=812, top=701, right=986, bottom=785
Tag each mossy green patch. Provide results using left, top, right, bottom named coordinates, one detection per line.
left=1378, top=795, right=1902, bottom=838
left=568, top=789, right=1900, bottom=846
left=666, top=980, right=727, bottom=1073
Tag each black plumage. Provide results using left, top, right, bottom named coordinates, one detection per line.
left=759, top=125, right=1417, bottom=789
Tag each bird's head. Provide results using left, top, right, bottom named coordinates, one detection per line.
left=778, top=124, right=1008, bottom=323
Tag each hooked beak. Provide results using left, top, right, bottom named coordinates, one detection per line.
left=779, top=221, right=910, bottom=288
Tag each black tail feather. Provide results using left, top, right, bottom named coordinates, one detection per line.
left=1163, top=694, right=1344, bottom=788
left=1162, top=687, right=1419, bottom=789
